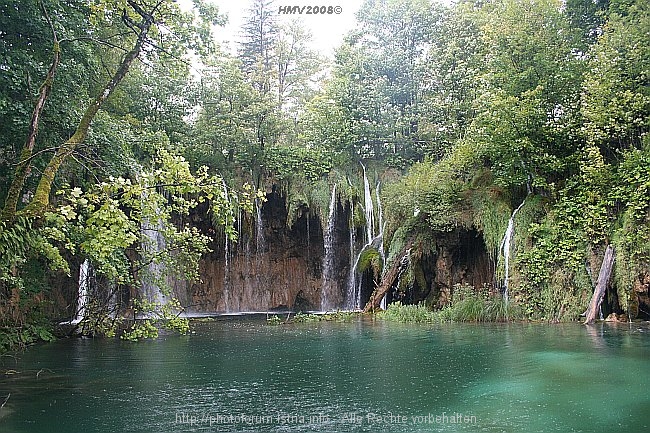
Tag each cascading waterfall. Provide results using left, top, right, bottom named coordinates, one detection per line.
left=306, top=211, right=311, bottom=265
left=345, top=166, right=386, bottom=310
left=141, top=187, right=168, bottom=310
left=499, top=198, right=527, bottom=305
left=375, top=182, right=386, bottom=265
left=255, top=199, right=266, bottom=256
left=380, top=290, right=387, bottom=310
left=375, top=181, right=387, bottom=309
left=223, top=233, right=230, bottom=312
left=321, top=184, right=337, bottom=311
left=362, top=164, right=374, bottom=244
left=74, top=259, right=90, bottom=324
left=222, top=180, right=231, bottom=312
left=141, top=217, right=167, bottom=307
left=59, top=259, right=92, bottom=326
left=254, top=197, right=271, bottom=307
left=346, top=205, right=358, bottom=309
left=240, top=205, right=254, bottom=313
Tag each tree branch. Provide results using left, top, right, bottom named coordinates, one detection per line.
left=2, top=0, right=60, bottom=220
left=24, top=2, right=156, bottom=216
left=9, top=146, right=59, bottom=167
left=0, top=393, right=10, bottom=410
left=584, top=245, right=615, bottom=324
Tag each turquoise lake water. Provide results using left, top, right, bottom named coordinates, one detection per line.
left=1, top=319, right=649, bottom=432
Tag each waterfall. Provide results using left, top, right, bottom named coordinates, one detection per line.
left=222, top=180, right=231, bottom=313
left=362, top=164, right=374, bottom=243
left=375, top=181, right=387, bottom=308
left=345, top=167, right=387, bottom=310
left=346, top=250, right=364, bottom=310
left=142, top=217, right=168, bottom=307
left=375, top=181, right=386, bottom=266
left=59, top=259, right=92, bottom=326
left=141, top=187, right=168, bottom=309
left=256, top=198, right=265, bottom=255
left=499, top=198, right=526, bottom=305
left=74, top=259, right=90, bottom=324
left=306, top=210, right=311, bottom=265
left=345, top=204, right=358, bottom=310
left=321, top=184, right=337, bottom=311
left=223, top=232, right=230, bottom=312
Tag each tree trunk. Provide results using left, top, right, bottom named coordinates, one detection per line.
left=2, top=1, right=60, bottom=220
left=363, top=237, right=415, bottom=313
left=584, top=245, right=615, bottom=324
left=23, top=1, right=154, bottom=216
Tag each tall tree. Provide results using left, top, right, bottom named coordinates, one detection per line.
left=469, top=0, right=587, bottom=191
left=239, top=0, right=278, bottom=94
left=189, top=55, right=260, bottom=171
left=2, top=0, right=223, bottom=218
left=0, top=0, right=92, bottom=218
left=275, top=20, right=322, bottom=111
left=565, top=0, right=610, bottom=46
left=328, top=0, right=442, bottom=165
left=581, top=0, right=650, bottom=157
left=419, top=1, right=485, bottom=157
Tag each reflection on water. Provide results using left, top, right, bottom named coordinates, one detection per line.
left=1, top=320, right=649, bottom=432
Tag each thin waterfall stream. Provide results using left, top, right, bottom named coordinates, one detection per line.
left=499, top=197, right=527, bottom=305
left=141, top=191, right=168, bottom=310
left=321, top=184, right=337, bottom=311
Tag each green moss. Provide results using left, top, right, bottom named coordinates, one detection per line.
left=267, top=311, right=360, bottom=325
left=612, top=210, right=650, bottom=317
left=357, top=247, right=381, bottom=275
left=470, top=186, right=511, bottom=257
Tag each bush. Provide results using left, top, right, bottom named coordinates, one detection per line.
left=120, top=298, right=189, bottom=341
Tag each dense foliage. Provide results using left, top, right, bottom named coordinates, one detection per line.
left=382, top=0, right=649, bottom=322
left=1, top=0, right=648, bottom=350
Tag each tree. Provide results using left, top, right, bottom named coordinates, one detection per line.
left=327, top=0, right=442, bottom=165
left=0, top=0, right=232, bottom=348
left=275, top=20, right=322, bottom=111
left=105, top=61, right=197, bottom=145
left=3, top=0, right=153, bottom=218
left=419, top=1, right=485, bottom=157
left=2, top=0, right=224, bottom=218
left=581, top=0, right=650, bottom=158
left=468, top=0, right=587, bottom=191
left=1, top=0, right=93, bottom=219
left=565, top=0, right=609, bottom=45
left=239, top=0, right=278, bottom=94
left=188, top=55, right=261, bottom=171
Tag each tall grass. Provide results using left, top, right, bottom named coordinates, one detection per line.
left=377, top=302, right=440, bottom=323
left=378, top=287, right=523, bottom=324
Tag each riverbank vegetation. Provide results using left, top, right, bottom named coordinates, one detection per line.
left=378, top=284, right=524, bottom=323
left=1, top=0, right=648, bottom=351
left=266, top=311, right=358, bottom=325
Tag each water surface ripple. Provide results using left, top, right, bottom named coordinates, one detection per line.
left=1, top=320, right=649, bottom=432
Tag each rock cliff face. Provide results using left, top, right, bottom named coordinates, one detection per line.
left=183, top=191, right=495, bottom=313
left=382, top=228, right=495, bottom=307
left=185, top=188, right=352, bottom=313
left=51, top=187, right=650, bottom=320
left=631, top=272, right=650, bottom=320
left=39, top=197, right=650, bottom=323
